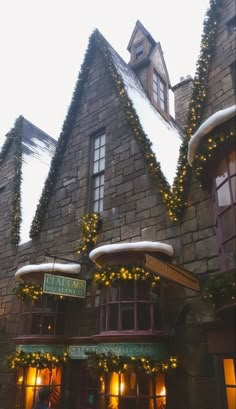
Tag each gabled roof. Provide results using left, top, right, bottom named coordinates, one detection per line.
left=30, top=29, right=184, bottom=238
left=0, top=116, right=56, bottom=245
left=127, top=20, right=156, bottom=51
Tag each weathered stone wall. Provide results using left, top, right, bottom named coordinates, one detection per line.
left=172, top=76, right=194, bottom=127
left=203, top=0, right=236, bottom=119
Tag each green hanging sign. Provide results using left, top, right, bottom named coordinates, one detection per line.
left=43, top=273, right=86, bottom=298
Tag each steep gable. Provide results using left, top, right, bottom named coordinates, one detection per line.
left=0, top=116, right=56, bottom=246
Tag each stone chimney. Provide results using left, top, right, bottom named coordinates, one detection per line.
left=172, top=75, right=193, bottom=127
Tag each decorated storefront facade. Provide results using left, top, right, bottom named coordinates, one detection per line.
left=0, top=0, right=235, bottom=408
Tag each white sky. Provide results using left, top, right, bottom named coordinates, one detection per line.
left=0, top=0, right=210, bottom=144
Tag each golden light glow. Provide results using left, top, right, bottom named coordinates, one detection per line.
left=36, top=376, right=42, bottom=385
left=17, top=376, right=23, bottom=385
left=160, top=386, right=166, bottom=396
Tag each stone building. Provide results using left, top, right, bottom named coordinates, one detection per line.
left=0, top=1, right=235, bottom=409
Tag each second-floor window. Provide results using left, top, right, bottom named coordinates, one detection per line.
left=100, top=280, right=161, bottom=333
left=92, top=133, right=106, bottom=213
left=212, top=149, right=236, bottom=271
left=153, top=71, right=167, bottom=112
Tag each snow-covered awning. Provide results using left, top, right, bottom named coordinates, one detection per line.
left=15, top=263, right=81, bottom=280
left=89, top=241, right=174, bottom=266
left=188, top=105, right=236, bottom=165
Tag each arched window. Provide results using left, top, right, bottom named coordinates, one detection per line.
left=100, top=280, right=161, bottom=333
left=212, top=149, right=236, bottom=271
left=19, top=295, right=67, bottom=336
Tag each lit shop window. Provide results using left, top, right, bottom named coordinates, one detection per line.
left=212, top=149, right=236, bottom=271
left=223, top=358, right=236, bottom=409
left=99, top=371, right=166, bottom=409
left=92, top=133, right=106, bottom=213
left=15, top=367, right=61, bottom=409
left=19, top=295, right=67, bottom=336
left=100, top=280, right=161, bottom=332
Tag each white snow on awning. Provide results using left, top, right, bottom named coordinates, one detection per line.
left=89, top=241, right=174, bottom=264
left=188, top=105, right=236, bottom=165
left=15, top=263, right=81, bottom=279
left=110, top=47, right=182, bottom=186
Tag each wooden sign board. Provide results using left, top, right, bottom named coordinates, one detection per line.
left=145, top=255, right=200, bottom=292
left=43, top=273, right=86, bottom=298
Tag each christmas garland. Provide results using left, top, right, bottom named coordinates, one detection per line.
left=191, top=119, right=236, bottom=190
left=29, top=0, right=221, bottom=237
left=7, top=350, right=68, bottom=369
left=93, top=265, right=160, bottom=287
left=15, top=282, right=43, bottom=302
left=202, top=270, right=236, bottom=308
left=86, top=352, right=177, bottom=374
left=77, top=212, right=100, bottom=256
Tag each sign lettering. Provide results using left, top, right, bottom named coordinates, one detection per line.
left=43, top=273, right=86, bottom=298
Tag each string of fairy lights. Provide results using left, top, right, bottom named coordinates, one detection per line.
left=93, top=265, right=160, bottom=287
left=4, top=0, right=224, bottom=244
left=77, top=212, right=100, bottom=256
left=7, top=351, right=68, bottom=369
left=86, top=352, right=177, bottom=375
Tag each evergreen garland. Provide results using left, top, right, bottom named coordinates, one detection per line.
left=29, top=0, right=221, bottom=237
left=7, top=350, right=68, bottom=369
left=86, top=352, right=177, bottom=374
left=15, top=282, right=43, bottom=302
left=77, top=212, right=100, bottom=256
left=93, top=265, right=160, bottom=287
left=191, top=119, right=235, bottom=190
left=202, top=270, right=236, bottom=308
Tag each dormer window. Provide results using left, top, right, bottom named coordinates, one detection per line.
left=135, top=42, right=143, bottom=59
left=153, top=71, right=167, bottom=112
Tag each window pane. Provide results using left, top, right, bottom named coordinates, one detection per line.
left=223, top=359, right=236, bottom=385
left=42, top=316, right=55, bottom=334
left=215, top=159, right=228, bottom=187
left=109, top=287, right=119, bottom=302
left=94, top=137, right=100, bottom=149
left=217, top=181, right=231, bottom=207
left=94, top=187, right=100, bottom=200
left=99, top=158, right=105, bottom=171
left=31, top=314, right=41, bottom=334
left=120, top=281, right=134, bottom=300
left=94, top=176, right=100, bottom=188
left=154, top=304, right=161, bottom=330
left=226, top=387, right=236, bottom=409
left=137, top=281, right=150, bottom=300
left=122, top=372, right=136, bottom=396
left=100, top=146, right=105, bottom=159
left=100, top=185, right=104, bottom=199
left=100, top=134, right=106, bottom=146
left=229, top=150, right=236, bottom=175
left=121, top=304, right=134, bottom=329
left=99, top=199, right=104, bottom=212
left=55, top=315, right=65, bottom=335
left=138, top=303, right=150, bottom=330
left=93, top=161, right=99, bottom=174
left=94, top=149, right=99, bottom=161
left=108, top=304, right=119, bottom=330
left=108, top=372, right=119, bottom=395
left=93, top=201, right=99, bottom=213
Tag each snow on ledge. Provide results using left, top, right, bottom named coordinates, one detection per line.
left=89, top=241, right=174, bottom=264
left=188, top=105, right=236, bottom=166
left=15, top=263, right=81, bottom=279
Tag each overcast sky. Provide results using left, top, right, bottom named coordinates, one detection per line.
left=0, top=0, right=210, bottom=144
